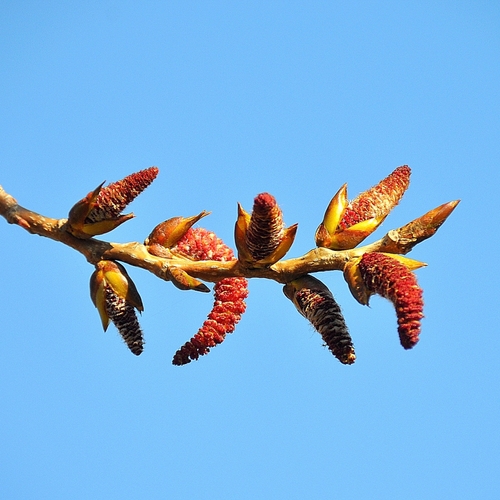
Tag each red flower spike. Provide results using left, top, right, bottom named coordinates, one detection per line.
left=340, top=165, right=411, bottom=230
left=171, top=227, right=249, bottom=365
left=67, top=167, right=158, bottom=238
left=316, top=166, right=411, bottom=250
left=87, top=166, right=159, bottom=223
left=358, top=252, right=424, bottom=349
left=283, top=274, right=355, bottom=365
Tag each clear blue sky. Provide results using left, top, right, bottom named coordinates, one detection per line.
left=1, top=2, right=499, bottom=499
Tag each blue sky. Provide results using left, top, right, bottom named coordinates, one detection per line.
left=1, top=2, right=499, bottom=499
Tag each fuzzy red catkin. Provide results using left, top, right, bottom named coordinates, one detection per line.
left=358, top=252, right=424, bottom=349
left=171, top=227, right=249, bottom=365
left=340, top=165, right=411, bottom=229
left=87, top=166, right=159, bottom=223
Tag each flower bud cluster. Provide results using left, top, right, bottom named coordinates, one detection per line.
left=58, top=163, right=456, bottom=366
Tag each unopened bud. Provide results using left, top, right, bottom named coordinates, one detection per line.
left=145, top=211, right=210, bottom=250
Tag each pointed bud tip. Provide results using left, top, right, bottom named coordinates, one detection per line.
left=321, top=183, right=348, bottom=235
left=146, top=211, right=209, bottom=249
left=432, top=199, right=460, bottom=222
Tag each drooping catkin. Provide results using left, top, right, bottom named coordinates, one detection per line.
left=284, top=276, right=355, bottom=365
left=171, top=227, right=249, bottom=365
left=358, top=252, right=424, bottom=349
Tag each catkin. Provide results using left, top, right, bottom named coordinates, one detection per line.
left=358, top=252, right=424, bottom=349
left=87, top=166, right=159, bottom=223
left=340, top=165, right=411, bottom=229
left=105, top=285, right=144, bottom=355
left=171, top=227, right=249, bottom=365
left=245, top=193, right=285, bottom=261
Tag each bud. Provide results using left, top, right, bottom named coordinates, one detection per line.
left=90, top=260, right=144, bottom=355
left=357, top=252, right=424, bottom=349
left=234, top=203, right=253, bottom=263
left=67, top=166, right=158, bottom=238
left=235, top=193, right=297, bottom=267
left=171, top=227, right=249, bottom=365
left=283, top=275, right=355, bottom=365
left=316, top=165, right=411, bottom=250
left=343, top=258, right=370, bottom=306
left=167, top=266, right=210, bottom=293
left=145, top=211, right=210, bottom=250
left=378, top=200, right=460, bottom=254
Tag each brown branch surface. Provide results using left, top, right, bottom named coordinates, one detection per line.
left=0, top=184, right=458, bottom=285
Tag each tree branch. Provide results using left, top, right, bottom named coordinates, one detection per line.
left=0, top=183, right=458, bottom=286
left=1, top=166, right=460, bottom=365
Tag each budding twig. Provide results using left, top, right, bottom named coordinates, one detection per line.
left=0, top=164, right=459, bottom=365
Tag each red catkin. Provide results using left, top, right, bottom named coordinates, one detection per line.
left=340, top=165, right=411, bottom=229
left=87, top=166, right=159, bottom=223
left=171, top=227, right=249, bottom=365
left=245, top=192, right=285, bottom=261
left=358, top=252, right=424, bottom=349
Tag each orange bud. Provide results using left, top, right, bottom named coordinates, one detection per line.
left=145, top=211, right=210, bottom=250
left=234, top=203, right=253, bottom=262
left=343, top=258, right=370, bottom=305
left=168, top=266, right=210, bottom=292
left=379, top=200, right=460, bottom=254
